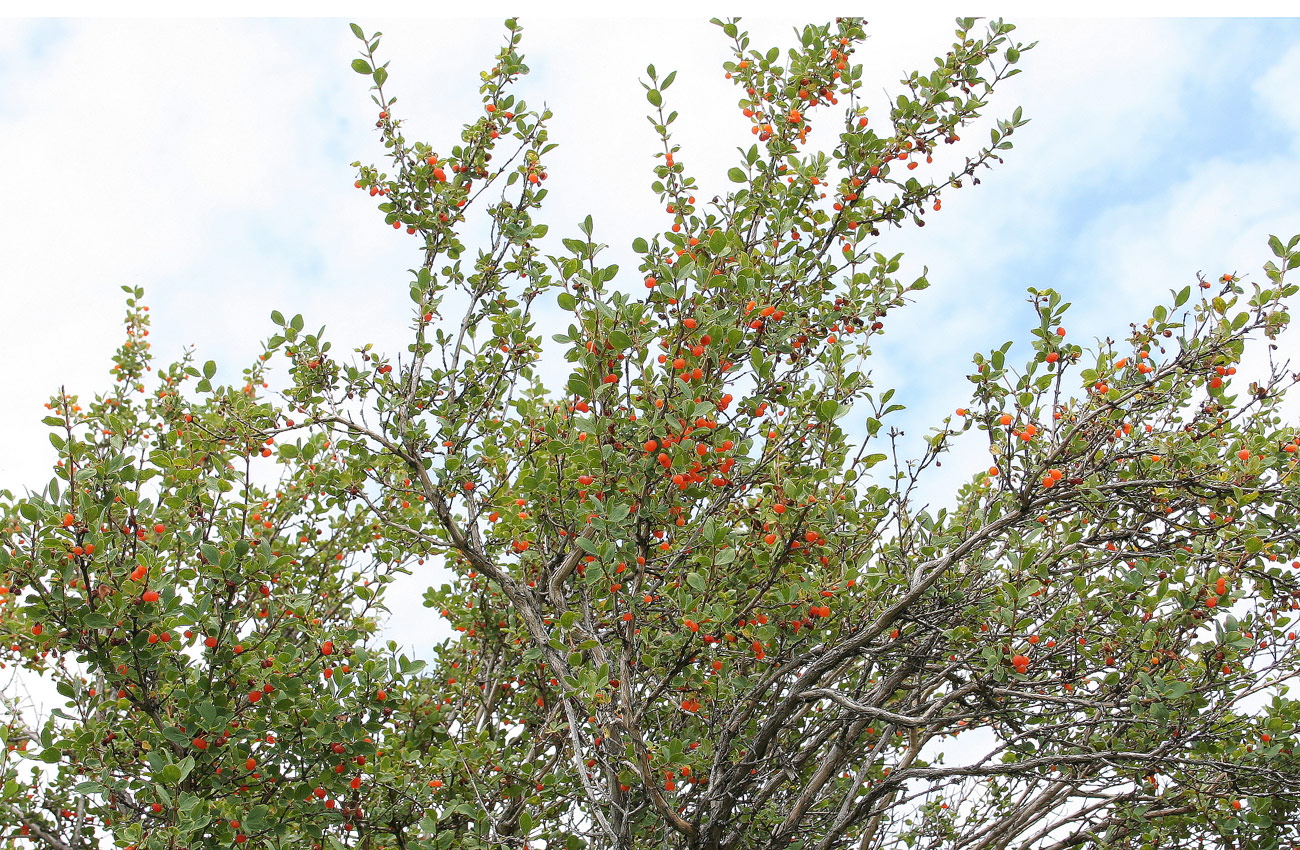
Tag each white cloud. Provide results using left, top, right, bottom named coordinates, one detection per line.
left=1255, top=40, right=1300, bottom=136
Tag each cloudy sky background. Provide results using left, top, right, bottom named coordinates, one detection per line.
left=3, top=14, right=1300, bottom=673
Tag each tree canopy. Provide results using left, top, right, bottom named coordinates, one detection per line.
left=2, top=15, right=1299, bottom=850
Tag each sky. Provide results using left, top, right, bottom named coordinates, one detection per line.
left=3, top=12, right=1300, bottom=671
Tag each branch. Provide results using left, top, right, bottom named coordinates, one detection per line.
left=0, top=802, right=74, bottom=850
left=796, top=683, right=979, bottom=728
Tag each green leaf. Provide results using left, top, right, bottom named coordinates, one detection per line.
left=349, top=23, right=365, bottom=38
left=567, top=374, right=589, bottom=399
left=243, top=805, right=271, bottom=833
left=632, top=237, right=649, bottom=253
left=557, top=292, right=577, bottom=311
left=162, top=727, right=192, bottom=748
left=647, top=89, right=662, bottom=108
left=373, top=67, right=388, bottom=87
left=728, top=167, right=748, bottom=183
left=352, top=59, right=372, bottom=74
